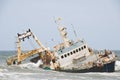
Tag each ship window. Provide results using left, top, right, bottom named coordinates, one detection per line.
left=79, top=48, right=81, bottom=51
left=64, top=54, right=67, bottom=57
left=67, top=53, right=70, bottom=56
left=76, top=49, right=78, bottom=52
left=84, top=45, right=86, bottom=49
left=73, top=50, right=76, bottom=53
left=61, top=55, right=64, bottom=59
left=70, top=52, right=73, bottom=55
left=81, top=47, right=83, bottom=50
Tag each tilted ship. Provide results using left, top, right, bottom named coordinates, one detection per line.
left=6, top=22, right=116, bottom=73
left=52, top=26, right=116, bottom=72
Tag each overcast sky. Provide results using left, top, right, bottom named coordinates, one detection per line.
left=0, top=0, right=120, bottom=50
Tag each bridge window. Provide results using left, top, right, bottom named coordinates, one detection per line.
left=76, top=49, right=78, bottom=52
left=61, top=55, right=64, bottom=59
left=81, top=47, right=83, bottom=50
left=67, top=53, right=70, bottom=56
left=84, top=45, right=86, bottom=49
left=79, top=48, right=81, bottom=51
left=73, top=50, right=76, bottom=53
left=64, top=54, right=67, bottom=57
left=70, top=52, right=73, bottom=55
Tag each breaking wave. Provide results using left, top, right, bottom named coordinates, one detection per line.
left=19, top=60, right=43, bottom=69
left=6, top=60, right=120, bottom=72
left=0, top=61, right=120, bottom=80
left=0, top=68, right=8, bottom=72
left=19, top=60, right=120, bottom=71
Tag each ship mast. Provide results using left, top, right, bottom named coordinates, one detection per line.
left=58, top=27, right=70, bottom=47
left=55, top=18, right=70, bottom=47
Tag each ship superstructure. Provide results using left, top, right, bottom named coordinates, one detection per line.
left=53, top=26, right=116, bottom=72
left=52, top=20, right=116, bottom=72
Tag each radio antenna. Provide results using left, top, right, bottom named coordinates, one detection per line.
left=71, top=24, right=78, bottom=40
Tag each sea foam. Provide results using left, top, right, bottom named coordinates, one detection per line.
left=19, top=59, right=43, bottom=69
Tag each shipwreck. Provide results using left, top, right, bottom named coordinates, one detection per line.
left=6, top=21, right=117, bottom=72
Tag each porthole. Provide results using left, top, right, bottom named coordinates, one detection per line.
left=76, top=49, right=78, bottom=52
left=64, top=54, right=67, bottom=57
left=61, top=55, right=64, bottom=59
left=70, top=52, right=73, bottom=55
left=67, top=53, right=70, bottom=56
left=81, top=47, right=83, bottom=50
left=84, top=45, right=86, bottom=48
left=73, top=50, right=76, bottom=53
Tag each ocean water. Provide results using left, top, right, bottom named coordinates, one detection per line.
left=0, top=51, right=120, bottom=80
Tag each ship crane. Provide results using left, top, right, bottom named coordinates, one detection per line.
left=6, top=29, right=52, bottom=65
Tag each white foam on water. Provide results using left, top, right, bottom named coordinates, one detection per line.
left=0, top=60, right=120, bottom=80
left=115, top=60, right=120, bottom=71
left=98, top=72, right=120, bottom=77
left=36, top=59, right=43, bottom=66
left=0, top=72, right=40, bottom=80
left=0, top=72, right=70, bottom=80
left=0, top=68, right=8, bottom=72
left=19, top=59, right=43, bottom=69
left=84, top=71, right=120, bottom=77
left=0, top=72, right=4, bottom=77
left=0, top=70, right=120, bottom=80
